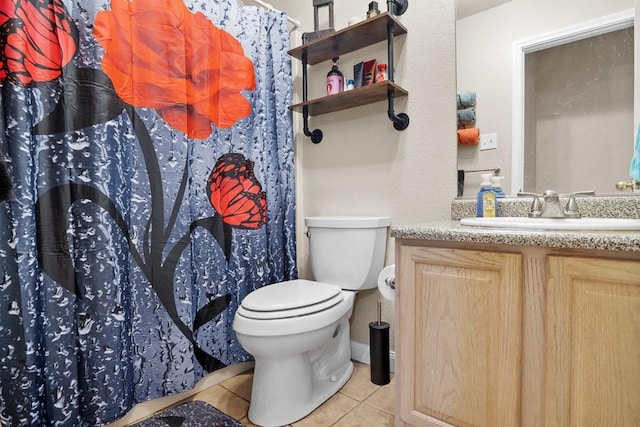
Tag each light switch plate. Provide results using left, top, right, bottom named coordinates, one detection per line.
left=480, top=133, right=498, bottom=150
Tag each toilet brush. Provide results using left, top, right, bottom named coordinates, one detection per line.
left=369, top=301, right=390, bottom=385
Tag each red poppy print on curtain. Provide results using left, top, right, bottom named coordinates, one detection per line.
left=0, top=0, right=78, bottom=85
left=207, top=153, right=267, bottom=230
left=93, top=0, right=257, bottom=139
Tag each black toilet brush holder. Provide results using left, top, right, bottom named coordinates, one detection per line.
left=369, top=301, right=390, bottom=385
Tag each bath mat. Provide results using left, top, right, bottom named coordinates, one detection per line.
left=130, top=401, right=243, bottom=427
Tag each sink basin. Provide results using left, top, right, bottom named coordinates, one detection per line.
left=459, top=217, right=640, bottom=231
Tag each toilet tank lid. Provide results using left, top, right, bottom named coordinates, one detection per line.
left=305, top=216, right=391, bottom=228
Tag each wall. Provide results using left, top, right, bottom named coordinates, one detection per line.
left=456, top=0, right=634, bottom=196
left=263, top=0, right=457, bottom=351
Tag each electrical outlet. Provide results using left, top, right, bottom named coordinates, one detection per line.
left=480, top=133, right=498, bottom=151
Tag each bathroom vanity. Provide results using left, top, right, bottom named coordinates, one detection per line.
left=392, top=213, right=640, bottom=426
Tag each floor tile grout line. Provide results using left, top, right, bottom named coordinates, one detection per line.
left=361, top=400, right=394, bottom=416
left=362, top=384, right=395, bottom=415
left=220, top=383, right=252, bottom=405
left=328, top=400, right=367, bottom=426
left=337, top=389, right=369, bottom=403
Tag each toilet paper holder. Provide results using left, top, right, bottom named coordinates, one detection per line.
left=384, top=276, right=395, bottom=290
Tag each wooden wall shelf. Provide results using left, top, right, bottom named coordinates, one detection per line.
left=289, top=9, right=410, bottom=143
left=288, top=13, right=408, bottom=65
left=290, top=81, right=408, bottom=116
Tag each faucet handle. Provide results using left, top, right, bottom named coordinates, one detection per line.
left=517, top=192, right=543, bottom=217
left=564, top=190, right=595, bottom=218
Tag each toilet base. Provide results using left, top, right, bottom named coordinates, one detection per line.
left=247, top=356, right=353, bottom=427
left=236, top=293, right=357, bottom=426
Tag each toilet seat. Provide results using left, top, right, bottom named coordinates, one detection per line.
left=238, top=279, right=343, bottom=320
left=234, top=284, right=355, bottom=337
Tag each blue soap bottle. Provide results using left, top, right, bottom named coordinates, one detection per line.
left=476, top=173, right=497, bottom=217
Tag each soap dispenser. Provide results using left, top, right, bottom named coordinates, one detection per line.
left=476, top=173, right=497, bottom=217
left=491, top=176, right=506, bottom=198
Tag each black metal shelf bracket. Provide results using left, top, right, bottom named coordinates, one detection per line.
left=302, top=55, right=323, bottom=143
left=386, top=1, right=409, bottom=131
left=387, top=0, right=409, bottom=16
left=303, top=106, right=323, bottom=143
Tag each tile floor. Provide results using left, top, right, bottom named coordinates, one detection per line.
left=185, top=361, right=395, bottom=426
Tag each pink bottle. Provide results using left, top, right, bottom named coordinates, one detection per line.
left=327, top=58, right=344, bottom=95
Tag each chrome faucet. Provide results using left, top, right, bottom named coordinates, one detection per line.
left=518, top=190, right=595, bottom=218
left=540, top=190, right=565, bottom=218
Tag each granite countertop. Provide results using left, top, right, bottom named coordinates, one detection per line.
left=391, top=196, right=640, bottom=253
left=391, top=220, right=640, bottom=252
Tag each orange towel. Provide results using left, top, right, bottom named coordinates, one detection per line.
left=457, top=128, right=480, bottom=145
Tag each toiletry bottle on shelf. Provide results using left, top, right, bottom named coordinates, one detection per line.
left=476, top=173, right=497, bottom=217
left=367, top=1, right=380, bottom=18
left=376, top=63, right=388, bottom=82
left=327, top=57, right=344, bottom=95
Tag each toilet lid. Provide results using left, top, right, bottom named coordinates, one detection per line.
left=238, top=279, right=345, bottom=319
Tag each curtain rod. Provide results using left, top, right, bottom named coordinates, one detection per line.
left=246, top=0, right=301, bottom=29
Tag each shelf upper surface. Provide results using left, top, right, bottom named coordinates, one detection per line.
left=289, top=81, right=408, bottom=116
left=288, top=13, right=408, bottom=65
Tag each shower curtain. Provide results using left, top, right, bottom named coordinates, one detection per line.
left=0, top=0, right=296, bottom=425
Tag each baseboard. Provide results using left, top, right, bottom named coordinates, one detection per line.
left=350, top=340, right=396, bottom=373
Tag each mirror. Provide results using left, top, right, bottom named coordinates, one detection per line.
left=456, top=0, right=635, bottom=197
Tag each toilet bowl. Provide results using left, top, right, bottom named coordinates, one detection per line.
left=233, top=216, right=390, bottom=427
left=234, top=280, right=355, bottom=426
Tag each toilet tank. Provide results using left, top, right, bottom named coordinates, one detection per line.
left=305, top=216, right=390, bottom=291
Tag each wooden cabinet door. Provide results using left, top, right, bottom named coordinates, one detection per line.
left=545, top=256, right=640, bottom=426
left=396, top=246, right=523, bottom=427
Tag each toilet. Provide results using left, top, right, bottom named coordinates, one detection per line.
left=232, top=216, right=390, bottom=427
